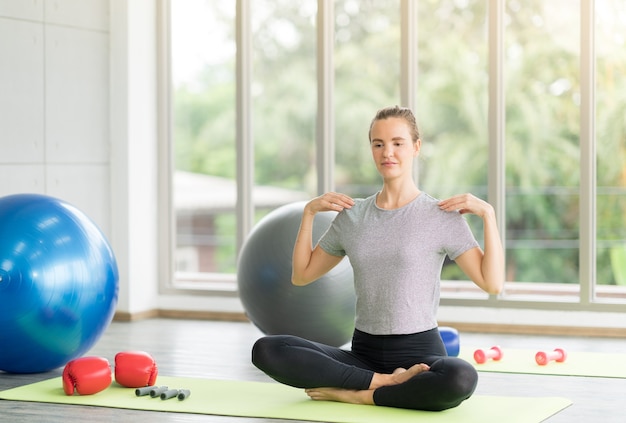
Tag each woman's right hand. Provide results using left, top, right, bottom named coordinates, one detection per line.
left=305, top=192, right=355, bottom=214
left=293, top=192, right=352, bottom=286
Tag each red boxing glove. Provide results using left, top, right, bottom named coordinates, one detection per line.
left=114, top=351, right=158, bottom=388
left=62, top=356, right=112, bottom=395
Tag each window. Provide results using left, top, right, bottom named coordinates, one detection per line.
left=416, top=0, right=489, bottom=292
left=163, top=0, right=626, bottom=308
left=504, top=0, right=581, bottom=299
left=595, top=0, right=626, bottom=301
left=334, top=0, right=401, bottom=197
left=250, top=0, right=316, bottom=202
left=170, top=0, right=237, bottom=284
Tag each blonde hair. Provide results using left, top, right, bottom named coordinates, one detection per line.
left=368, top=105, right=420, bottom=143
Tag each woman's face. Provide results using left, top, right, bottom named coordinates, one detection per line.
left=369, top=117, right=420, bottom=180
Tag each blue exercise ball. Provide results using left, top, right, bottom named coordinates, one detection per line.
left=439, top=326, right=460, bottom=357
left=237, top=202, right=355, bottom=347
left=0, top=193, right=119, bottom=373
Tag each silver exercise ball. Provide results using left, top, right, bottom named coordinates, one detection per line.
left=237, top=202, right=355, bottom=347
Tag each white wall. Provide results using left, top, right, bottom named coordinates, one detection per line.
left=0, top=0, right=110, bottom=231
left=0, top=0, right=159, bottom=316
left=109, top=0, right=159, bottom=315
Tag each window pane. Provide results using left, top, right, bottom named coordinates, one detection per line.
left=251, top=0, right=316, bottom=216
left=596, top=0, right=626, bottom=300
left=170, top=0, right=237, bottom=277
left=334, top=0, right=401, bottom=198
left=504, top=1, right=580, bottom=291
left=417, top=0, right=489, bottom=287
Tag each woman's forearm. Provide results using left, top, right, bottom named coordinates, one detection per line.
left=480, top=209, right=505, bottom=294
left=291, top=210, right=317, bottom=286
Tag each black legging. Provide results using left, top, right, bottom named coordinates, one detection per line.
left=251, top=327, right=478, bottom=411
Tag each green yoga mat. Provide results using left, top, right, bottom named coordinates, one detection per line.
left=0, top=376, right=570, bottom=423
left=459, top=347, right=626, bottom=378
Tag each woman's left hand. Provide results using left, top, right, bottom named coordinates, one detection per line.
left=438, top=193, right=494, bottom=219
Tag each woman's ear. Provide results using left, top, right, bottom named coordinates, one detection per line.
left=414, top=139, right=422, bottom=156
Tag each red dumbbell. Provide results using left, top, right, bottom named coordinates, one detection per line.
left=535, top=348, right=567, bottom=366
left=473, top=346, right=503, bottom=364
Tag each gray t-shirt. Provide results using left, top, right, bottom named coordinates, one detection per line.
left=318, top=192, right=479, bottom=335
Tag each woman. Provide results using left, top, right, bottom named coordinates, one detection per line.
left=252, top=105, right=504, bottom=411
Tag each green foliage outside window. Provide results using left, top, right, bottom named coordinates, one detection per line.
left=171, top=0, right=626, bottom=286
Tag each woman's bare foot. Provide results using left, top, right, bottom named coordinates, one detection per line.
left=369, top=363, right=430, bottom=389
left=304, top=363, right=430, bottom=405
left=305, top=387, right=374, bottom=405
